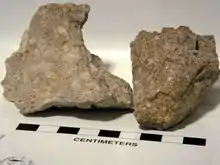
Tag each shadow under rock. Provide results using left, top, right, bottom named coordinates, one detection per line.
left=169, top=81, right=220, bottom=131
left=103, top=61, right=115, bottom=72
left=27, top=107, right=133, bottom=121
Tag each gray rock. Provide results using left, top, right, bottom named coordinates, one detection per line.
left=1, top=3, right=132, bottom=115
left=131, top=26, right=220, bottom=130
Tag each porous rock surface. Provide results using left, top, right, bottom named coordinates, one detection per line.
left=131, top=26, right=220, bottom=130
left=1, top=3, right=132, bottom=115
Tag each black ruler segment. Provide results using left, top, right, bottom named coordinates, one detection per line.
left=98, top=130, right=121, bottom=138
left=183, top=137, right=206, bottom=146
left=16, top=123, right=39, bottom=131
left=57, top=126, right=80, bottom=135
left=140, top=133, right=162, bottom=142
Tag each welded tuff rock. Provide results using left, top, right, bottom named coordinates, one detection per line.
left=131, top=26, right=220, bottom=130
left=1, top=3, right=132, bottom=115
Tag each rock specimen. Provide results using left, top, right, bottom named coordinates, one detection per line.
left=131, top=26, right=220, bottom=130
left=1, top=3, right=132, bottom=115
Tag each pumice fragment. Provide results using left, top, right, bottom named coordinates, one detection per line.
left=1, top=3, right=132, bottom=115
left=131, top=26, right=220, bottom=130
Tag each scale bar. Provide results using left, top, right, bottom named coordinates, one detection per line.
left=15, top=123, right=206, bottom=147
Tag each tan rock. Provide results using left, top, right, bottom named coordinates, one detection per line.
left=1, top=3, right=132, bottom=115
left=131, top=26, right=220, bottom=130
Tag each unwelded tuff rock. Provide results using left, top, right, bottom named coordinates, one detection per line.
left=131, top=26, right=220, bottom=130
left=1, top=3, right=133, bottom=115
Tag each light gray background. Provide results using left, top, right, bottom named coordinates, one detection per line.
left=0, top=0, right=220, bottom=54
left=1, top=1, right=220, bottom=164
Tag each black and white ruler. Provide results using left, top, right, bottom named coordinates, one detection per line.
left=15, top=123, right=206, bottom=147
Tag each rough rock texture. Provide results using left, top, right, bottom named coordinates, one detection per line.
left=131, top=26, right=220, bottom=130
left=1, top=3, right=132, bottom=115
